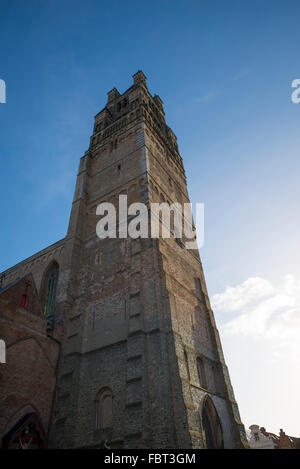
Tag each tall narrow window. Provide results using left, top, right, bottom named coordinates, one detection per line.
left=197, top=357, right=207, bottom=389
left=95, top=388, right=113, bottom=430
left=20, top=294, right=27, bottom=308
left=184, top=350, right=190, bottom=381
left=43, top=263, right=59, bottom=317
left=212, top=363, right=221, bottom=394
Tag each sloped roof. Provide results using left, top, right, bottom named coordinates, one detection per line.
left=0, top=277, right=20, bottom=294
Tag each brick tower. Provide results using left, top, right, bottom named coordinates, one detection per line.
left=1, top=71, right=247, bottom=449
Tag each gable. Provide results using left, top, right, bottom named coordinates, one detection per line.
left=0, top=273, right=42, bottom=316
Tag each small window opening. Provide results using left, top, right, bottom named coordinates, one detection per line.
left=20, top=294, right=27, bottom=308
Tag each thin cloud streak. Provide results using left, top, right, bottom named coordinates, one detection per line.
left=233, top=70, right=250, bottom=81
left=195, top=91, right=220, bottom=104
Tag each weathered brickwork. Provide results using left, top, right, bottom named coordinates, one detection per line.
left=1, top=71, right=247, bottom=448
left=0, top=275, right=62, bottom=446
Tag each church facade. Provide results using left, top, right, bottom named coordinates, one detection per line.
left=0, top=71, right=247, bottom=449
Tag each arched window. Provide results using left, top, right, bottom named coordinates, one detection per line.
left=95, top=388, right=113, bottom=430
left=42, top=262, right=59, bottom=317
left=197, top=357, right=207, bottom=389
left=201, top=396, right=223, bottom=449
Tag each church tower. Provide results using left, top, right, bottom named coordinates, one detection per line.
left=1, top=71, right=247, bottom=449
left=49, top=71, right=247, bottom=449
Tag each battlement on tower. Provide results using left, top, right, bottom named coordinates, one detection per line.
left=90, top=71, right=183, bottom=173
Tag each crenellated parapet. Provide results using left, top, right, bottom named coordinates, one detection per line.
left=89, top=71, right=184, bottom=176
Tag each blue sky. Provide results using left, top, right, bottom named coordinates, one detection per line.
left=1, top=0, right=300, bottom=436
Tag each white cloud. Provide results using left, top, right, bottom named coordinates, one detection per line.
left=212, top=275, right=300, bottom=363
left=211, top=275, right=300, bottom=435
left=212, top=277, right=274, bottom=313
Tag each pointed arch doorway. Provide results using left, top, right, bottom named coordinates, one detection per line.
left=1, top=412, right=47, bottom=449
left=201, top=396, right=224, bottom=449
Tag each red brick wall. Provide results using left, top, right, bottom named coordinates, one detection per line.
left=0, top=276, right=62, bottom=444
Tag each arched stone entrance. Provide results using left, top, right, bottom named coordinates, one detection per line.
left=201, top=396, right=224, bottom=449
left=1, top=412, right=47, bottom=449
